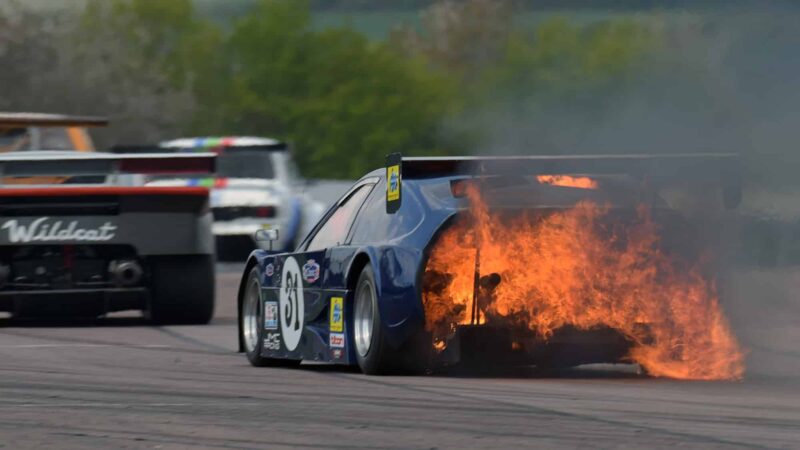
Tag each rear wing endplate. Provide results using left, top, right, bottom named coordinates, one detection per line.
left=385, top=152, right=742, bottom=213
left=0, top=152, right=215, bottom=181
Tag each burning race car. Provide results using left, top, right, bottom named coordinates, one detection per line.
left=0, top=115, right=216, bottom=323
left=143, top=137, right=324, bottom=259
left=238, top=153, right=746, bottom=379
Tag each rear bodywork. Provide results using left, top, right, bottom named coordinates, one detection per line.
left=239, top=153, right=741, bottom=370
left=0, top=147, right=215, bottom=318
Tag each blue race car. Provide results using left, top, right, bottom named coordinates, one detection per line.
left=237, top=153, right=741, bottom=375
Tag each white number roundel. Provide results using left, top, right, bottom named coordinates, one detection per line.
left=278, top=256, right=304, bottom=351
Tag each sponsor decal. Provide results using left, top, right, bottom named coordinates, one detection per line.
left=1, top=217, right=117, bottom=243
left=187, top=177, right=215, bottom=188
left=279, top=256, right=305, bottom=351
left=386, top=164, right=401, bottom=201
left=386, top=153, right=402, bottom=213
left=265, top=263, right=274, bottom=277
left=329, top=332, right=345, bottom=349
left=264, top=301, right=278, bottom=330
left=329, top=297, right=344, bottom=332
left=302, top=259, right=320, bottom=284
left=332, top=349, right=343, bottom=359
left=264, top=332, right=281, bottom=351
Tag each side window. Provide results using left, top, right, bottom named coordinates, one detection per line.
left=350, top=182, right=422, bottom=244
left=306, top=184, right=374, bottom=252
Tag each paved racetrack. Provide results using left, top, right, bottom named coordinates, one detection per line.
left=0, top=264, right=798, bottom=449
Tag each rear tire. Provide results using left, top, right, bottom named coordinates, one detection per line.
left=240, top=267, right=300, bottom=368
left=148, top=256, right=215, bottom=325
left=353, top=265, right=396, bottom=375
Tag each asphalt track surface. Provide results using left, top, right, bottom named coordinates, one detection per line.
left=0, top=264, right=798, bottom=449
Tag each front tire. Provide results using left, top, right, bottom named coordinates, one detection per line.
left=240, top=267, right=300, bottom=368
left=148, top=256, right=214, bottom=325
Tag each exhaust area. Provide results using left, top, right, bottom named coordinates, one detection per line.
left=108, top=260, right=143, bottom=287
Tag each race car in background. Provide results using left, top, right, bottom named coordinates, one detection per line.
left=0, top=115, right=217, bottom=323
left=144, top=137, right=324, bottom=259
left=237, top=153, right=743, bottom=377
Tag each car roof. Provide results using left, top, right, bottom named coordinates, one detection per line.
left=363, top=168, right=383, bottom=179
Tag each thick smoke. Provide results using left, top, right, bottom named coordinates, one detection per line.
left=468, top=9, right=800, bottom=182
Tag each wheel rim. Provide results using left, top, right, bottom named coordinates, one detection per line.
left=242, top=278, right=260, bottom=353
left=354, top=279, right=375, bottom=357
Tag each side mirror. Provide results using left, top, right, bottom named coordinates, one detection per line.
left=254, top=228, right=279, bottom=251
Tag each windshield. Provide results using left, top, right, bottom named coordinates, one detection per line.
left=216, top=150, right=274, bottom=179
left=0, top=127, right=87, bottom=152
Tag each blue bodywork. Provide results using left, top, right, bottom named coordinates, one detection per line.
left=237, top=170, right=461, bottom=365
left=237, top=153, right=744, bottom=368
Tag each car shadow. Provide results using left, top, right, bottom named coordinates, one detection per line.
left=0, top=316, right=151, bottom=328
left=295, top=361, right=647, bottom=379
left=431, top=363, right=647, bottom=380
left=0, top=315, right=238, bottom=328
left=298, top=362, right=363, bottom=374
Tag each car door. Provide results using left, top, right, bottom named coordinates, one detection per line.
left=271, top=180, right=376, bottom=360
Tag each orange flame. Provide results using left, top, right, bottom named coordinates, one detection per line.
left=536, top=175, right=599, bottom=189
left=422, top=186, right=744, bottom=380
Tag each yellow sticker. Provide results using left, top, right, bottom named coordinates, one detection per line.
left=330, top=297, right=344, bottom=332
left=386, top=164, right=400, bottom=201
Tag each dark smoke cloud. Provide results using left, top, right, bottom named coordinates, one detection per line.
left=461, top=7, right=800, bottom=191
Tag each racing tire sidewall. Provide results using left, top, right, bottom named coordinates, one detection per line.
left=242, top=267, right=267, bottom=366
left=240, top=267, right=301, bottom=368
left=354, top=265, right=390, bottom=375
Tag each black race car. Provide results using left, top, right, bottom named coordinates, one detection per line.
left=0, top=115, right=217, bottom=323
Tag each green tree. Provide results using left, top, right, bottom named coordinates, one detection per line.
left=81, top=0, right=222, bottom=88
left=390, top=1, right=657, bottom=154
left=481, top=18, right=654, bottom=99
left=1, top=0, right=657, bottom=177
left=194, top=0, right=459, bottom=178
left=14, top=0, right=224, bottom=146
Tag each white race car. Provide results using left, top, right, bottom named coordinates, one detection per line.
left=151, top=137, right=324, bottom=258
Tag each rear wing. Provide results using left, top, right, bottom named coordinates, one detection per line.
left=385, top=152, right=742, bottom=212
left=0, top=152, right=215, bottom=183
left=112, top=143, right=289, bottom=155
left=0, top=113, right=108, bottom=129
left=113, top=137, right=288, bottom=154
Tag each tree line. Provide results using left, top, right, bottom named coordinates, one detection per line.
left=1, top=0, right=655, bottom=178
